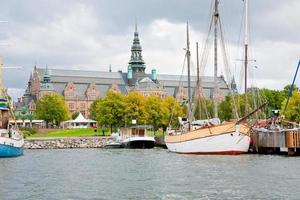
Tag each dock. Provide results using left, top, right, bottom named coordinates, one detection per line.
left=252, top=129, right=300, bottom=156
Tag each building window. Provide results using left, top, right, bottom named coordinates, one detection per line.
left=80, top=103, right=85, bottom=110
left=69, top=103, right=75, bottom=110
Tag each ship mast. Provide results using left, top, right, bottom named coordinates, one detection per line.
left=213, top=0, right=219, bottom=118
left=196, top=42, right=200, bottom=88
left=186, top=22, right=192, bottom=131
left=244, top=0, right=249, bottom=115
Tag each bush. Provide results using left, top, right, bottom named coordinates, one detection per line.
left=20, top=127, right=37, bottom=135
left=22, top=130, right=31, bottom=138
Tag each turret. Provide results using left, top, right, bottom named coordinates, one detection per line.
left=127, top=66, right=133, bottom=86
left=151, top=69, right=157, bottom=82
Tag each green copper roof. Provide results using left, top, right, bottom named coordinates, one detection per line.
left=128, top=24, right=146, bottom=71
left=40, top=66, right=54, bottom=91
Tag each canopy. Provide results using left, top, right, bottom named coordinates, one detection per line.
left=64, top=113, right=96, bottom=123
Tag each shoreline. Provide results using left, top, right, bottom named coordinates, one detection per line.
left=25, top=136, right=113, bottom=149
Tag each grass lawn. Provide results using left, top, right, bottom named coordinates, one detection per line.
left=28, top=128, right=111, bottom=138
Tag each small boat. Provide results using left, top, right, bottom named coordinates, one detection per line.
left=120, top=125, right=155, bottom=149
left=104, top=132, right=123, bottom=149
left=104, top=140, right=123, bottom=149
left=0, top=99, right=24, bottom=157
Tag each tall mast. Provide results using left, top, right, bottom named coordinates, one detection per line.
left=196, top=42, right=200, bottom=88
left=244, top=0, right=249, bottom=115
left=186, top=22, right=192, bottom=131
left=213, top=0, right=219, bottom=118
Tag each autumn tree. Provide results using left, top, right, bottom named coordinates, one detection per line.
left=161, top=96, right=184, bottom=130
left=145, top=95, right=167, bottom=131
left=280, top=91, right=300, bottom=122
left=35, top=94, right=69, bottom=127
left=124, top=92, right=148, bottom=126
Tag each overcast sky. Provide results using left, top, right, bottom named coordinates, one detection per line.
left=1, top=0, right=300, bottom=100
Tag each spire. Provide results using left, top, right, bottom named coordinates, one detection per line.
left=40, top=65, right=53, bottom=91
left=231, top=76, right=238, bottom=94
left=128, top=23, right=146, bottom=74
left=34, top=61, right=37, bottom=72
left=43, top=65, right=51, bottom=83
left=109, top=64, right=112, bottom=72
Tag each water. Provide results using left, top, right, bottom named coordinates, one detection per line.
left=1, top=149, right=300, bottom=200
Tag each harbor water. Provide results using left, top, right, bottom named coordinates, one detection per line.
left=1, top=148, right=300, bottom=200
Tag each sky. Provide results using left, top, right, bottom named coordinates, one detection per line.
left=0, top=0, right=300, bottom=100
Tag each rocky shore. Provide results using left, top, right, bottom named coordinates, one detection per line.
left=25, top=137, right=113, bottom=149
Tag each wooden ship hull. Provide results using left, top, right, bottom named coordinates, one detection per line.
left=165, top=122, right=250, bottom=154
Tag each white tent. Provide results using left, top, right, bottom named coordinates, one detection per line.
left=63, top=113, right=96, bottom=129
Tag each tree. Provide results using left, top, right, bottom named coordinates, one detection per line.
left=124, top=92, right=148, bottom=126
left=282, top=84, right=299, bottom=97
left=19, top=107, right=28, bottom=127
left=259, top=88, right=285, bottom=117
left=72, top=111, right=80, bottom=120
left=161, top=96, right=184, bottom=130
left=193, top=98, right=214, bottom=120
left=280, top=91, right=300, bottom=122
left=89, top=91, right=126, bottom=133
left=35, top=94, right=69, bottom=127
left=145, top=95, right=167, bottom=132
left=218, top=96, right=233, bottom=121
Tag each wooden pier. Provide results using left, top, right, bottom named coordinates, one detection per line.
left=252, top=129, right=300, bottom=156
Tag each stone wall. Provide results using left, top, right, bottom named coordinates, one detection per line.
left=25, top=137, right=113, bottom=149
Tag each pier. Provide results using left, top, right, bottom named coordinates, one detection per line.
left=252, top=129, right=300, bottom=156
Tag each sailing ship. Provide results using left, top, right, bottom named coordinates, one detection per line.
left=165, top=0, right=253, bottom=154
left=0, top=57, right=24, bottom=157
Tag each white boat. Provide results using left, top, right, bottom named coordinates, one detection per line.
left=104, top=132, right=123, bottom=148
left=165, top=0, right=252, bottom=155
left=120, top=126, right=155, bottom=149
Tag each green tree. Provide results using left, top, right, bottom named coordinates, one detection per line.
left=89, top=100, right=99, bottom=121
left=72, top=111, right=80, bottom=120
left=89, top=91, right=126, bottom=133
left=193, top=98, right=214, bottom=120
left=19, top=107, right=28, bottom=127
left=161, top=96, right=184, bottom=130
left=280, top=91, right=300, bottom=122
left=282, top=84, right=299, bottom=97
left=259, top=88, right=285, bottom=117
left=145, top=95, right=167, bottom=132
left=218, top=96, right=233, bottom=121
left=125, top=92, right=148, bottom=126
left=35, top=94, right=69, bottom=127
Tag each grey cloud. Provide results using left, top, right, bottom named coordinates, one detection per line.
left=0, top=0, right=299, bottom=97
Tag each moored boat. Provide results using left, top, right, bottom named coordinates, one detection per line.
left=166, top=122, right=250, bottom=154
left=165, top=0, right=254, bottom=155
left=120, top=125, right=155, bottom=149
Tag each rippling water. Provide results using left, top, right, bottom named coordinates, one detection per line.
left=1, top=148, right=300, bottom=200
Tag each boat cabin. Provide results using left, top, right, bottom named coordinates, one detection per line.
left=120, top=125, right=153, bottom=138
